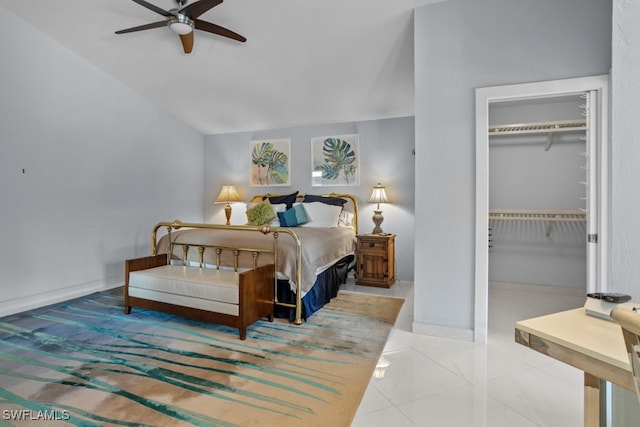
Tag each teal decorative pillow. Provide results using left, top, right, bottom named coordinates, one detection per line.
left=277, top=204, right=308, bottom=227
left=246, top=200, right=276, bottom=226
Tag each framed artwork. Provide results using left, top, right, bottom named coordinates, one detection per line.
left=310, top=134, right=360, bottom=187
left=250, top=138, right=291, bottom=187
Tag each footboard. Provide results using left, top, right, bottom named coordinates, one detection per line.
left=151, top=220, right=304, bottom=325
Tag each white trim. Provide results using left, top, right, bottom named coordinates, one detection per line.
left=586, top=90, right=599, bottom=294
left=0, top=280, right=122, bottom=318
left=474, top=75, right=609, bottom=343
left=412, top=321, right=474, bottom=342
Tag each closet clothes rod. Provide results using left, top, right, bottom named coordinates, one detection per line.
left=489, top=209, right=586, bottom=237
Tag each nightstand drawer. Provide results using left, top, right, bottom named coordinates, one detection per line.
left=357, top=237, right=389, bottom=253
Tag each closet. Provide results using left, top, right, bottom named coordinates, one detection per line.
left=474, top=75, right=609, bottom=342
left=488, top=95, right=589, bottom=296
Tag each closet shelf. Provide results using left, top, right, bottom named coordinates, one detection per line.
left=488, top=120, right=587, bottom=136
left=489, top=209, right=586, bottom=222
left=489, top=120, right=587, bottom=151
left=489, top=209, right=586, bottom=237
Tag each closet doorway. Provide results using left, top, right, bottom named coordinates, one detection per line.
left=474, top=75, right=609, bottom=343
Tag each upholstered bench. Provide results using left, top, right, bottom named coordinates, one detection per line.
left=125, top=254, right=275, bottom=340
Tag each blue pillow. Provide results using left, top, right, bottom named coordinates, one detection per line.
left=277, top=204, right=308, bottom=227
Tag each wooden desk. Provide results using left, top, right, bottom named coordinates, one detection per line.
left=515, top=308, right=634, bottom=427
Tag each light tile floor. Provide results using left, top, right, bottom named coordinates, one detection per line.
left=344, top=279, right=587, bottom=427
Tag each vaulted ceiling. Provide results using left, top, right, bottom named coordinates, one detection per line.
left=1, top=0, right=432, bottom=135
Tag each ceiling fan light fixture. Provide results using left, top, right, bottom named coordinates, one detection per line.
left=168, top=15, right=194, bottom=35
left=116, top=0, right=246, bottom=52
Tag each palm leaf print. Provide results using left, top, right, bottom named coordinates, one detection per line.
left=252, top=142, right=288, bottom=185
left=317, top=138, right=356, bottom=184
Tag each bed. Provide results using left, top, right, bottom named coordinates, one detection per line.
left=151, top=193, right=358, bottom=324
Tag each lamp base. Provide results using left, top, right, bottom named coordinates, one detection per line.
left=371, top=210, right=384, bottom=234
left=224, top=204, right=232, bottom=225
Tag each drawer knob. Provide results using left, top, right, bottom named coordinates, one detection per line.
left=369, top=242, right=375, bottom=248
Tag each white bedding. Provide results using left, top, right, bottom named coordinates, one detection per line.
left=156, top=227, right=355, bottom=295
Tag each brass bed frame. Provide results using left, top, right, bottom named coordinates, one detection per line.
left=150, top=193, right=358, bottom=325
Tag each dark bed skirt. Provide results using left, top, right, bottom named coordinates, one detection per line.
left=274, top=254, right=354, bottom=321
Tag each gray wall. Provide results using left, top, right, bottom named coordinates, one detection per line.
left=603, top=2, right=640, bottom=419
left=611, top=0, right=640, bottom=300
left=414, top=0, right=611, bottom=336
left=203, top=117, right=416, bottom=281
left=0, top=7, right=205, bottom=316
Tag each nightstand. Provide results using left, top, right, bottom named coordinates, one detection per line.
left=356, top=233, right=395, bottom=288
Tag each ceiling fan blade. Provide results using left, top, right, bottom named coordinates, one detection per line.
left=129, top=0, right=172, bottom=17
left=115, top=20, right=167, bottom=34
left=195, top=19, right=246, bottom=42
left=179, top=32, right=194, bottom=54
left=180, top=0, right=223, bottom=20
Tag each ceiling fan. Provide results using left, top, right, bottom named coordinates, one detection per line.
left=115, top=0, right=246, bottom=54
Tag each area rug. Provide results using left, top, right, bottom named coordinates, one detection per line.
left=0, top=288, right=403, bottom=427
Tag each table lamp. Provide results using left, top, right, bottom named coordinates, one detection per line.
left=215, top=183, right=242, bottom=225
left=368, top=183, right=390, bottom=234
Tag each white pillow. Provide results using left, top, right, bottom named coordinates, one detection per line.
left=299, top=202, right=342, bottom=228
left=268, top=203, right=287, bottom=226
left=338, top=210, right=354, bottom=228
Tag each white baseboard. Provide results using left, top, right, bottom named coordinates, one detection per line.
left=395, top=272, right=414, bottom=282
left=0, top=280, right=122, bottom=318
left=412, top=321, right=474, bottom=342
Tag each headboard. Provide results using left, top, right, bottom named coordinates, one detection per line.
left=250, top=193, right=359, bottom=233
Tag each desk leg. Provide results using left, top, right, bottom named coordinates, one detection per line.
left=584, top=373, right=600, bottom=427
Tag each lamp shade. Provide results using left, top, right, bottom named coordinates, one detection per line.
left=215, top=184, right=242, bottom=204
left=368, top=183, right=389, bottom=206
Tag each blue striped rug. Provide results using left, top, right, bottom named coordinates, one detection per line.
left=0, top=288, right=403, bottom=426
